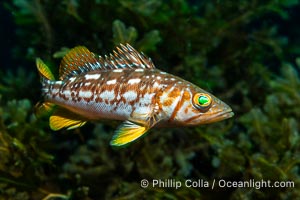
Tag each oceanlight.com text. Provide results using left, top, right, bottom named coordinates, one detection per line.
left=140, top=179, right=295, bottom=190
left=218, top=179, right=294, bottom=189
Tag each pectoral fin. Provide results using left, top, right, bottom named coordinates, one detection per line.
left=50, top=107, right=87, bottom=131
left=110, top=120, right=149, bottom=146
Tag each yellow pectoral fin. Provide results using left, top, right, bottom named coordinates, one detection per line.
left=110, top=120, right=149, bottom=146
left=49, top=108, right=87, bottom=131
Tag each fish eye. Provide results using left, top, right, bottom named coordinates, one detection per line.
left=193, top=93, right=212, bottom=109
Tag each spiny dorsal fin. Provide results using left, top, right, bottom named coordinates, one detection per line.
left=59, top=46, right=100, bottom=80
left=99, top=43, right=156, bottom=70
left=59, top=44, right=155, bottom=80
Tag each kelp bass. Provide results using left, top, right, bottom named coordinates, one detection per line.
left=36, top=44, right=234, bottom=146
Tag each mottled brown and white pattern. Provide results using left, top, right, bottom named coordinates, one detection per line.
left=36, top=44, right=234, bottom=146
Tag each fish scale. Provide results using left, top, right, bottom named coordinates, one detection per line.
left=35, top=44, right=234, bottom=146
left=46, top=69, right=171, bottom=121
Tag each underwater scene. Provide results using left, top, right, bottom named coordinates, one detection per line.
left=0, top=0, right=300, bottom=199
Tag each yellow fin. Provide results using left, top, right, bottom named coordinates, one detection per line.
left=49, top=107, right=87, bottom=131
left=110, top=120, right=149, bottom=146
left=36, top=58, right=55, bottom=80
left=59, top=44, right=156, bottom=81
left=34, top=102, right=55, bottom=117
left=59, top=46, right=98, bottom=80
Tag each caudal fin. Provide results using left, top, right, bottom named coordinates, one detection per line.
left=35, top=58, right=56, bottom=117
left=36, top=58, right=55, bottom=83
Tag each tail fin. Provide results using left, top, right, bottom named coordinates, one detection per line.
left=36, top=58, right=55, bottom=83
left=35, top=58, right=56, bottom=117
left=34, top=101, right=55, bottom=118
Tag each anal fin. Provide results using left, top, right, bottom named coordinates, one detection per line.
left=50, top=107, right=87, bottom=131
left=110, top=120, right=149, bottom=146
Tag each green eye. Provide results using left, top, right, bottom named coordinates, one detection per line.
left=193, top=93, right=212, bottom=109
left=198, top=95, right=210, bottom=106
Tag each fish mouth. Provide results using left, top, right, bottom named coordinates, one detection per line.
left=201, top=109, right=234, bottom=124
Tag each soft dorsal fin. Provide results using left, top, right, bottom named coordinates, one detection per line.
left=59, top=44, right=155, bottom=80
left=59, top=46, right=100, bottom=80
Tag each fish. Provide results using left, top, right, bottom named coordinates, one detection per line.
left=35, top=44, right=234, bottom=146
